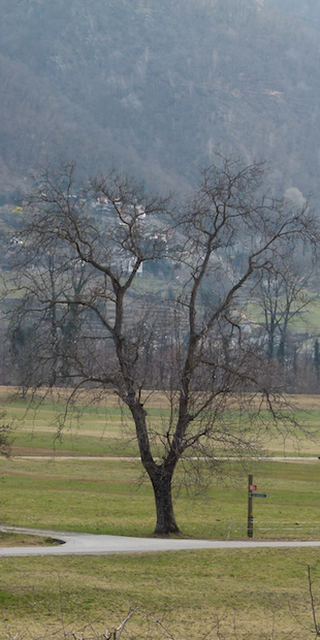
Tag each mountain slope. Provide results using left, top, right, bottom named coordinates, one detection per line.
left=1, top=0, right=320, bottom=198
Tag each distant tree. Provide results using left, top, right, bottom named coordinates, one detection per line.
left=254, top=260, right=313, bottom=364
left=10, top=324, right=36, bottom=397
left=8, top=235, right=91, bottom=390
left=5, top=156, right=319, bottom=534
left=314, top=338, right=320, bottom=386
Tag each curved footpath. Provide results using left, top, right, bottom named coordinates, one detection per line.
left=2, top=527, right=320, bottom=556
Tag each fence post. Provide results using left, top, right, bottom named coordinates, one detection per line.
left=247, top=474, right=253, bottom=538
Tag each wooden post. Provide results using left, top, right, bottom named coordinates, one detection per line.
left=247, top=474, right=253, bottom=538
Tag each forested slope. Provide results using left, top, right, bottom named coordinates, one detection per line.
left=1, top=0, right=320, bottom=198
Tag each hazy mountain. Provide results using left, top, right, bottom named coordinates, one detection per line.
left=1, top=0, right=320, bottom=200
left=267, top=0, right=320, bottom=28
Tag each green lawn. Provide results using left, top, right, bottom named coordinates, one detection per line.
left=246, top=295, right=320, bottom=334
left=1, top=548, right=320, bottom=638
left=1, top=392, right=320, bottom=637
left=1, top=457, right=320, bottom=540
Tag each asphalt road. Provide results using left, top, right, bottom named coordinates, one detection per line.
left=2, top=527, right=320, bottom=556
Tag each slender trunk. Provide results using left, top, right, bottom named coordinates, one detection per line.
left=149, top=464, right=180, bottom=535
left=268, top=333, right=274, bottom=360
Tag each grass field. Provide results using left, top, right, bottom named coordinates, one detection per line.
left=1, top=390, right=320, bottom=637
left=2, top=547, right=320, bottom=638
left=1, top=458, right=320, bottom=540
left=3, top=388, right=320, bottom=458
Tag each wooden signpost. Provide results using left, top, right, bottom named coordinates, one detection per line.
left=247, top=474, right=267, bottom=538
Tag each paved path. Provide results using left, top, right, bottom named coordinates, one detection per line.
left=12, top=455, right=320, bottom=463
left=2, top=527, right=320, bottom=556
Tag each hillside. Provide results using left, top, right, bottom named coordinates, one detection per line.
left=1, top=0, right=320, bottom=199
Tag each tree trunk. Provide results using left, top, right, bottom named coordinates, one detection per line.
left=149, top=465, right=180, bottom=536
left=129, top=400, right=180, bottom=535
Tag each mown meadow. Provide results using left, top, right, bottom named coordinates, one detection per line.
left=1, top=389, right=320, bottom=638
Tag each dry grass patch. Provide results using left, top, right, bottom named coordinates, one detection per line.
left=2, top=387, right=320, bottom=458
left=1, top=386, right=320, bottom=409
left=0, top=532, right=60, bottom=547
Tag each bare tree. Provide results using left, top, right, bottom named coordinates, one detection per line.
left=254, top=257, right=314, bottom=364
left=5, top=156, right=319, bottom=534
